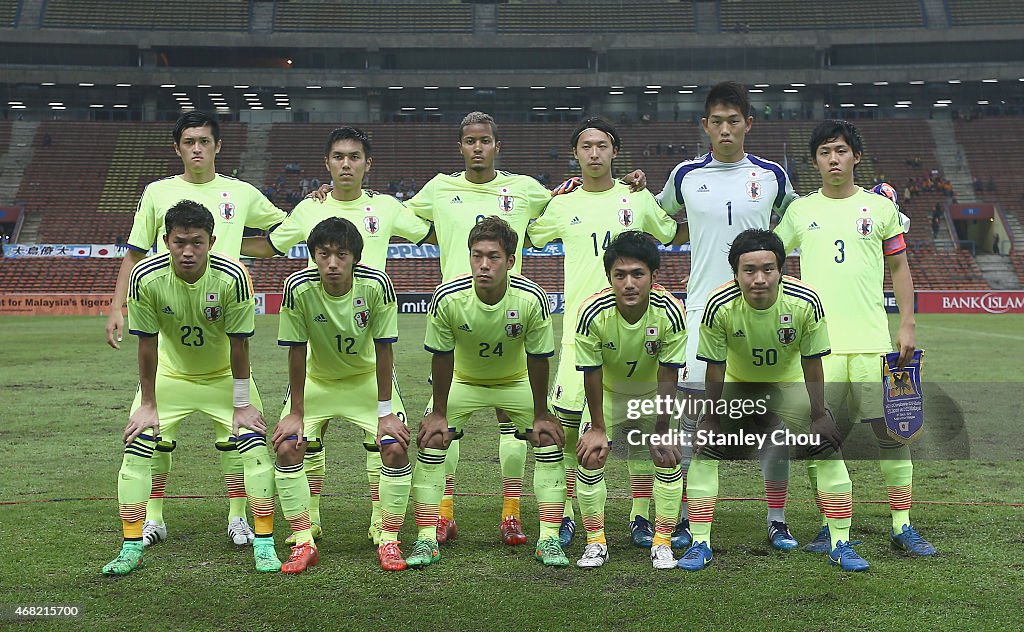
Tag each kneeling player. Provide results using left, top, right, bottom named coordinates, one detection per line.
left=103, top=201, right=279, bottom=576
left=574, top=231, right=687, bottom=570
left=680, top=228, right=868, bottom=572
left=407, top=216, right=568, bottom=568
left=273, top=217, right=411, bottom=573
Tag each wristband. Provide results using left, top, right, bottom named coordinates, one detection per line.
left=377, top=400, right=393, bottom=417
left=233, top=379, right=250, bottom=408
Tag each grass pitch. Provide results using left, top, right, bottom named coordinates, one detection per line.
left=1, top=314, right=1022, bottom=630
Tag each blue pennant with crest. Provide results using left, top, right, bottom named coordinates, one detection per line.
left=881, top=349, right=925, bottom=443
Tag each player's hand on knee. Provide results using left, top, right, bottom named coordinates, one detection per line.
left=417, top=412, right=450, bottom=449
left=530, top=413, right=565, bottom=448
left=694, top=414, right=722, bottom=456
left=810, top=411, right=842, bottom=451
left=105, top=312, right=124, bottom=350
left=621, top=169, right=647, bottom=192
left=233, top=404, right=267, bottom=437
left=124, top=403, right=159, bottom=444
left=576, top=428, right=609, bottom=467
left=272, top=412, right=304, bottom=451
left=648, top=435, right=682, bottom=468
left=377, top=413, right=410, bottom=451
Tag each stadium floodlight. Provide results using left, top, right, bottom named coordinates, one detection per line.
left=837, top=82, right=853, bottom=86
left=978, top=100, right=989, bottom=105
left=790, top=83, right=805, bottom=87
left=784, top=89, right=798, bottom=93
left=897, top=100, right=912, bottom=104
left=40, top=82, right=55, bottom=86
left=7, top=100, right=21, bottom=105
left=197, top=84, right=211, bottom=88
left=981, top=79, right=998, bottom=83
left=342, top=86, right=356, bottom=89
left=530, top=86, right=546, bottom=89
left=909, top=80, right=925, bottom=84
left=459, top=86, right=474, bottom=90
left=873, top=81, right=889, bottom=86
left=532, top=107, right=547, bottom=110
left=401, top=107, right=416, bottom=111
left=10, top=104, right=26, bottom=109
left=947, top=79, right=961, bottom=84
left=646, top=85, right=662, bottom=89
left=894, top=104, right=910, bottom=108
left=116, top=83, right=131, bottom=87
left=864, top=103, right=879, bottom=107
left=643, top=90, right=658, bottom=94
left=937, top=99, right=952, bottom=103
left=251, top=106, right=264, bottom=110
left=47, top=102, right=63, bottom=106
left=243, top=93, right=257, bottom=97
left=678, top=90, right=694, bottom=93
left=555, top=107, right=570, bottom=110
left=840, top=103, right=855, bottom=107
left=683, top=85, right=698, bottom=88
left=565, top=86, right=582, bottom=89
left=754, top=84, right=769, bottom=88
left=173, top=92, right=187, bottom=96
left=570, top=107, right=583, bottom=110
left=748, top=89, right=763, bottom=93
left=306, top=85, right=322, bottom=89
left=496, top=86, right=510, bottom=89
left=50, top=105, right=66, bottom=110
left=424, top=107, right=439, bottom=111
left=609, top=91, right=624, bottom=95
left=160, top=84, right=176, bottom=88
left=208, top=93, right=222, bottom=96
left=933, top=103, right=949, bottom=107
left=388, top=86, right=403, bottom=90
left=423, top=86, right=439, bottom=90
left=114, top=104, right=128, bottom=108
left=274, top=93, right=287, bottom=97
left=90, top=104, right=103, bottom=108
left=79, top=82, right=94, bottom=87
left=233, top=84, right=249, bottom=88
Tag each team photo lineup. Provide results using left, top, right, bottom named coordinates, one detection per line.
left=97, top=80, right=939, bottom=579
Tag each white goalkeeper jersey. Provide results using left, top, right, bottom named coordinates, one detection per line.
left=656, top=152, right=796, bottom=311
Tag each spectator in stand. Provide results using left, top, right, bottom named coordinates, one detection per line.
left=931, top=215, right=940, bottom=239
left=987, top=176, right=996, bottom=192
left=299, top=176, right=310, bottom=197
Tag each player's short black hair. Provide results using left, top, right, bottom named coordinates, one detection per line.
left=571, top=116, right=621, bottom=151
left=603, top=230, right=661, bottom=276
left=460, top=111, right=498, bottom=139
left=324, top=126, right=372, bottom=158
left=165, top=200, right=215, bottom=237
left=172, top=111, right=220, bottom=145
left=728, top=228, right=786, bottom=274
left=705, top=81, right=751, bottom=119
left=809, top=119, right=864, bottom=158
left=307, top=217, right=364, bottom=263
left=468, top=215, right=518, bottom=259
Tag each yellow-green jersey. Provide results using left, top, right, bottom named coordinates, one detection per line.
left=267, top=190, right=432, bottom=268
left=424, top=273, right=554, bottom=385
left=774, top=188, right=907, bottom=354
left=527, top=182, right=678, bottom=324
left=127, top=252, right=255, bottom=380
left=698, top=276, right=830, bottom=383
left=277, top=264, right=398, bottom=382
left=575, top=285, right=687, bottom=396
left=127, top=174, right=286, bottom=256
left=405, top=171, right=550, bottom=281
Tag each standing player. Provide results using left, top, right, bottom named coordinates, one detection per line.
left=655, top=82, right=799, bottom=550
left=243, top=127, right=431, bottom=546
left=573, top=232, right=687, bottom=569
left=272, top=217, right=412, bottom=573
left=406, top=217, right=568, bottom=568
left=404, top=112, right=553, bottom=546
left=775, top=120, right=936, bottom=556
left=680, top=228, right=867, bottom=571
left=104, top=111, right=287, bottom=549
left=102, top=201, right=279, bottom=575
left=528, top=117, right=685, bottom=548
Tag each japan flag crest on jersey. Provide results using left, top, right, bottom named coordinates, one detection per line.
left=498, top=187, right=514, bottom=213
left=618, top=208, right=633, bottom=227
left=364, top=216, right=380, bottom=234
left=857, top=217, right=874, bottom=236
left=219, top=202, right=236, bottom=220
left=354, top=296, right=369, bottom=328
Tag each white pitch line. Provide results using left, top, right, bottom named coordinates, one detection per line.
left=919, top=324, right=1024, bottom=341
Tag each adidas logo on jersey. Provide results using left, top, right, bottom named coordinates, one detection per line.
left=697, top=184, right=709, bottom=192
left=808, top=222, right=821, bottom=230
left=451, top=196, right=462, bottom=204
left=570, top=216, right=581, bottom=225
left=459, top=323, right=472, bottom=332
left=162, top=306, right=175, bottom=315
left=603, top=342, right=616, bottom=350
left=733, top=329, right=746, bottom=337
left=314, top=314, right=327, bottom=323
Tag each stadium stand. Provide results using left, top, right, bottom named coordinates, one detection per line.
left=947, top=0, right=1024, bottom=26
left=272, top=1, right=473, bottom=33
left=0, top=0, right=20, bottom=28
left=953, top=117, right=1024, bottom=228
left=41, top=0, right=251, bottom=30
left=495, top=1, right=694, bottom=33
left=21, top=121, right=245, bottom=244
left=719, top=0, right=923, bottom=31
left=0, top=257, right=121, bottom=292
